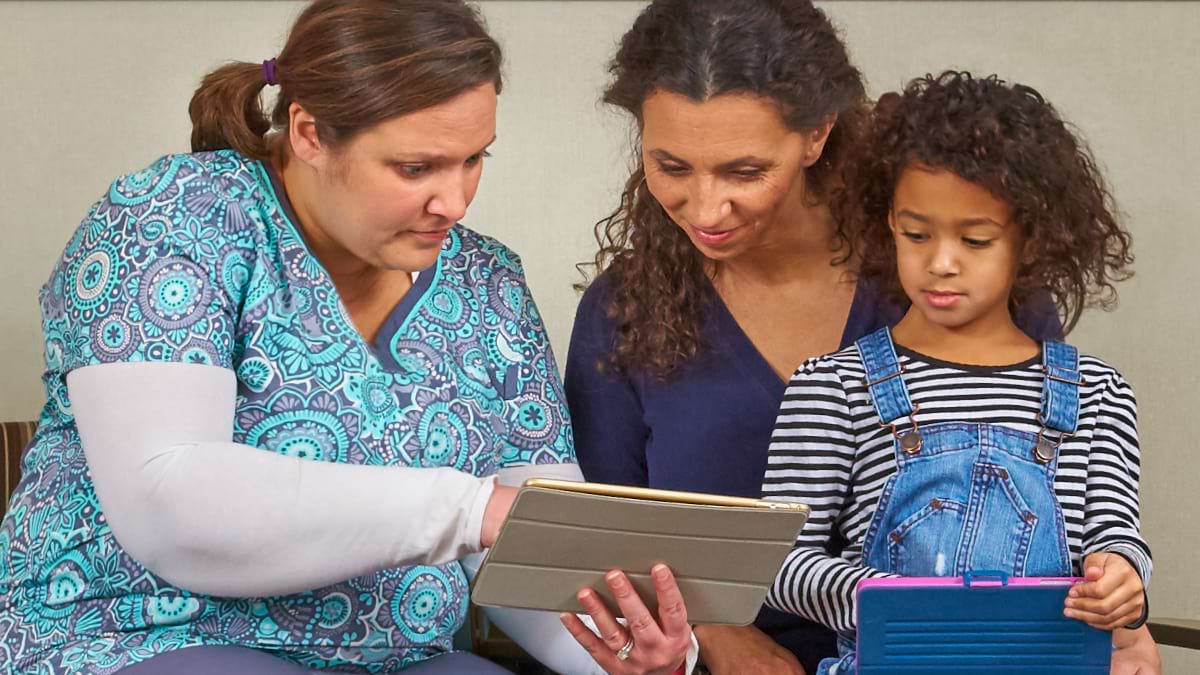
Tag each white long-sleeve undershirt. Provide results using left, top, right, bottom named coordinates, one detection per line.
left=72, top=361, right=548, bottom=597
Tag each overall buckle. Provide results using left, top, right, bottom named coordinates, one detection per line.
left=1034, top=412, right=1072, bottom=464
left=882, top=403, right=923, bottom=455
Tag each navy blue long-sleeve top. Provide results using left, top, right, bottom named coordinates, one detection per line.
left=564, top=273, right=1061, bottom=672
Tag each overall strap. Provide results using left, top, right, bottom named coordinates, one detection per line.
left=1041, top=341, right=1082, bottom=435
left=855, top=328, right=915, bottom=425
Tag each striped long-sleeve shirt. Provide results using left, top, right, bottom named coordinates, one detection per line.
left=761, top=343, right=1150, bottom=633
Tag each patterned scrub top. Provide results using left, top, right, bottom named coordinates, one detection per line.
left=0, top=150, right=576, bottom=673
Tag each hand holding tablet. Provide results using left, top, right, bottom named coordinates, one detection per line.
left=471, top=478, right=810, bottom=625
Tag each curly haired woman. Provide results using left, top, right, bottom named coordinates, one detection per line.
left=565, top=4, right=1061, bottom=672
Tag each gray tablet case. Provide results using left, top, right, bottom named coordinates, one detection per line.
left=470, top=483, right=810, bottom=625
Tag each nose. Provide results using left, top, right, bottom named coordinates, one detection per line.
left=426, top=170, right=469, bottom=223
left=928, top=240, right=960, bottom=277
left=684, top=176, right=732, bottom=229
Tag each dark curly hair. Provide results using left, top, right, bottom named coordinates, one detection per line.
left=581, top=0, right=868, bottom=378
left=842, top=71, right=1133, bottom=334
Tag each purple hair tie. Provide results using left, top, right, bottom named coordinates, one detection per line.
left=262, top=58, right=279, bottom=86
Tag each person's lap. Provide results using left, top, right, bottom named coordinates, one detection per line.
left=404, top=651, right=513, bottom=673
left=113, top=646, right=311, bottom=674
left=114, top=645, right=512, bottom=674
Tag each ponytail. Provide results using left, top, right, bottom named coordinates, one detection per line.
left=184, top=0, right=502, bottom=163
left=188, top=61, right=274, bottom=160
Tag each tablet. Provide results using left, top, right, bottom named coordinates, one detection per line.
left=469, top=478, right=810, bottom=625
left=857, top=573, right=1112, bottom=673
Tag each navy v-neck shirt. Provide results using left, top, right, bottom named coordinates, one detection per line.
left=564, top=274, right=1061, bottom=670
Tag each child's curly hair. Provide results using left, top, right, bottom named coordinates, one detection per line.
left=841, top=71, right=1133, bottom=333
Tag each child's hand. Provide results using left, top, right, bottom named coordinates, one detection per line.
left=1064, top=552, right=1145, bottom=630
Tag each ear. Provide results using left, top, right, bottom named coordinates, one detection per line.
left=1020, top=236, right=1037, bottom=266
left=800, top=114, right=838, bottom=168
left=887, top=207, right=898, bottom=235
left=287, top=102, right=329, bottom=169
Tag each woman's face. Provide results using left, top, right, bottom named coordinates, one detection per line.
left=640, top=89, right=831, bottom=262
left=293, top=82, right=497, bottom=273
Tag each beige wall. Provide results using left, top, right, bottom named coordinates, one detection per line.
left=1, top=1, right=1196, bottom=669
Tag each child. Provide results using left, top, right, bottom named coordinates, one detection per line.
left=761, top=71, right=1151, bottom=674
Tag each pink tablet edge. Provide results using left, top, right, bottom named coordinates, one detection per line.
left=858, top=575, right=1081, bottom=591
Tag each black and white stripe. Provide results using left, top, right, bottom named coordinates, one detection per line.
left=762, top=344, right=1150, bottom=633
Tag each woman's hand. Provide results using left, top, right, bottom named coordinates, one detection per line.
left=693, top=624, right=805, bottom=675
left=480, top=484, right=517, bottom=548
left=1110, top=625, right=1161, bottom=675
left=560, top=565, right=693, bottom=674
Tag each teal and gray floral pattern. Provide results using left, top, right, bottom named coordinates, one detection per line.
left=0, top=151, right=574, bottom=673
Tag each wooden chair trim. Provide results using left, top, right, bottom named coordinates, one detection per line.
left=1149, top=617, right=1200, bottom=651
left=2, top=421, right=36, bottom=518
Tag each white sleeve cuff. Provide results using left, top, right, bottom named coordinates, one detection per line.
left=466, top=475, right=499, bottom=554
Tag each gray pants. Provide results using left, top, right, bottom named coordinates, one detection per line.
left=115, top=646, right=513, bottom=674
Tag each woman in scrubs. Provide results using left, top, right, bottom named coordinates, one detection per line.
left=0, top=1, right=692, bottom=673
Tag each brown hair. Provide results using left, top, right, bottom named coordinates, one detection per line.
left=844, top=71, right=1133, bottom=334
left=583, top=0, right=868, bottom=378
left=188, top=0, right=503, bottom=160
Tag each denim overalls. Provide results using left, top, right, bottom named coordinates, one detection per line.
left=816, top=328, right=1079, bottom=675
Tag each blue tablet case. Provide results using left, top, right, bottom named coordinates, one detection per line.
left=857, top=571, right=1112, bottom=673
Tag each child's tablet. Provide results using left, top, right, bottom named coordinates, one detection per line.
left=857, top=572, right=1111, bottom=673
left=470, top=478, right=810, bottom=625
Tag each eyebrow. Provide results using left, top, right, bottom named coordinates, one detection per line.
left=648, top=149, right=776, bottom=170
left=389, top=136, right=497, bottom=163
left=895, top=209, right=1004, bottom=228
